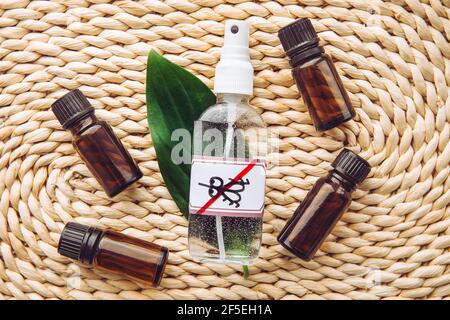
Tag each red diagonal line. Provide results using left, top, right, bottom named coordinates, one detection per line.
left=196, top=159, right=258, bottom=215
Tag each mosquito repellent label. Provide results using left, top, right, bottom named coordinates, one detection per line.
left=189, top=156, right=266, bottom=217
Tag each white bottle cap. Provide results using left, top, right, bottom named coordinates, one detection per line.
left=214, top=20, right=253, bottom=96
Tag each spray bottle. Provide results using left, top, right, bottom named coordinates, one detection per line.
left=188, top=20, right=267, bottom=264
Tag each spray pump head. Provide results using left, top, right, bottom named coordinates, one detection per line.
left=214, top=20, right=253, bottom=96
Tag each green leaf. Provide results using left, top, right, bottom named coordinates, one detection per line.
left=243, top=265, right=249, bottom=279
left=146, top=50, right=216, bottom=217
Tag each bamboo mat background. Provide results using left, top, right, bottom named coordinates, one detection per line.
left=0, top=0, right=449, bottom=300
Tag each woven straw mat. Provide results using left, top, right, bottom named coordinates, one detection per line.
left=0, top=0, right=449, bottom=300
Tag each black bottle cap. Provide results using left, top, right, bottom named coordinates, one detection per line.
left=278, top=18, right=323, bottom=65
left=331, top=149, right=371, bottom=185
left=58, top=222, right=104, bottom=264
left=51, top=89, right=95, bottom=129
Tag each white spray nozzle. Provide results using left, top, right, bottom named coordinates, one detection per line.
left=214, top=20, right=253, bottom=96
left=223, top=20, right=249, bottom=54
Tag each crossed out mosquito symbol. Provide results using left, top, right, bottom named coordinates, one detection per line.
left=198, top=176, right=250, bottom=208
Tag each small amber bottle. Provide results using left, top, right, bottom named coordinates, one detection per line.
left=278, top=149, right=370, bottom=260
left=278, top=19, right=355, bottom=131
left=58, top=222, right=169, bottom=286
left=52, top=90, right=143, bottom=197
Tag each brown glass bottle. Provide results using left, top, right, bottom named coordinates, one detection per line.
left=278, top=149, right=370, bottom=260
left=58, top=222, right=169, bottom=286
left=52, top=90, right=143, bottom=197
left=279, top=19, right=355, bottom=131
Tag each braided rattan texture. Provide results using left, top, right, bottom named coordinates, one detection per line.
left=0, top=0, right=449, bottom=300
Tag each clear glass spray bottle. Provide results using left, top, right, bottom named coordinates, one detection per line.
left=188, top=20, right=267, bottom=265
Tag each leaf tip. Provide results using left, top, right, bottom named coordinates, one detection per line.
left=148, top=49, right=161, bottom=63
left=149, top=48, right=159, bottom=57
